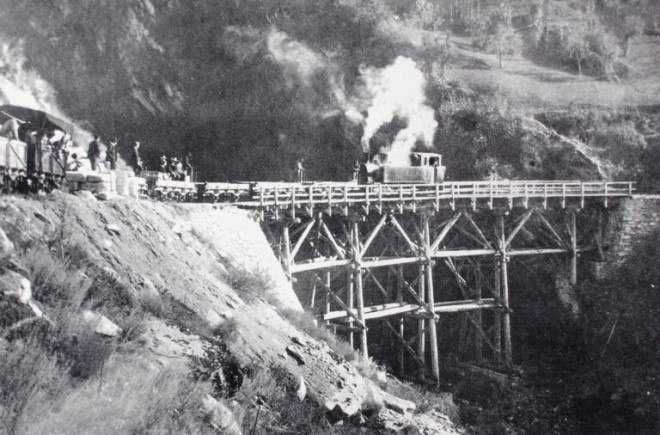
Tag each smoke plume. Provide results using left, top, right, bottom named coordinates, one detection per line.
left=267, top=29, right=326, bottom=89
left=359, top=56, right=437, bottom=165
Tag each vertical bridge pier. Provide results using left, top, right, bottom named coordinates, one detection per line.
left=251, top=181, right=633, bottom=380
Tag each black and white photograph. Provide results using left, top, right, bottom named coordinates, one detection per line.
left=0, top=1, right=658, bottom=433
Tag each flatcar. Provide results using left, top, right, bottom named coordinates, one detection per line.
left=360, top=152, right=446, bottom=184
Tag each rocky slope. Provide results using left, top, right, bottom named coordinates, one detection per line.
left=0, top=193, right=461, bottom=433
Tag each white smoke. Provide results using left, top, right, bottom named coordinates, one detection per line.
left=266, top=29, right=326, bottom=89
left=359, top=56, right=437, bottom=165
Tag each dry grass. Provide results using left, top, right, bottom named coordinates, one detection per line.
left=0, top=339, right=69, bottom=434
left=278, top=308, right=360, bottom=362
left=235, top=365, right=332, bottom=434
left=7, top=354, right=214, bottom=434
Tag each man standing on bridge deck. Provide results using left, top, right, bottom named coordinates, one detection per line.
left=352, top=159, right=361, bottom=181
left=296, top=158, right=305, bottom=183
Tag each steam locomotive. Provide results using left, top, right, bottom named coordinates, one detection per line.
left=360, top=152, right=446, bottom=184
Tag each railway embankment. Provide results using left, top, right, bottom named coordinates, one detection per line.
left=0, top=193, right=461, bottom=433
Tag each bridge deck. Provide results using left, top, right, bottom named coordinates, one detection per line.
left=238, top=180, right=634, bottom=215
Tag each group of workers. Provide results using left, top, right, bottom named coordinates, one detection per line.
left=0, top=112, right=198, bottom=195
left=158, top=152, right=193, bottom=181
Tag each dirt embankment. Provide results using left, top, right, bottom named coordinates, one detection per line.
left=0, top=193, right=461, bottom=433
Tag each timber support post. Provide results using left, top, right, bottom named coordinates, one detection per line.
left=422, top=213, right=440, bottom=383
left=475, top=260, right=483, bottom=363
left=493, top=257, right=502, bottom=363
left=497, top=213, right=513, bottom=369
left=282, top=223, right=292, bottom=280
left=417, top=263, right=426, bottom=371
left=351, top=217, right=368, bottom=359
left=348, top=269, right=355, bottom=348
left=568, top=209, right=578, bottom=286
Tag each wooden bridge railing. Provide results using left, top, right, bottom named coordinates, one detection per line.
left=245, top=181, right=634, bottom=212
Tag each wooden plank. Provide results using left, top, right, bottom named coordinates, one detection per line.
left=314, top=274, right=366, bottom=329
left=389, top=214, right=419, bottom=253
left=504, top=209, right=534, bottom=249
left=430, top=212, right=462, bottom=252
left=320, top=219, right=346, bottom=259
left=462, top=210, right=495, bottom=249
left=290, top=218, right=317, bottom=260
left=361, top=256, right=425, bottom=268
left=360, top=214, right=388, bottom=257
left=290, top=258, right=352, bottom=273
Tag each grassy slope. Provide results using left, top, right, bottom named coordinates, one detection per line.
left=382, top=19, right=660, bottom=110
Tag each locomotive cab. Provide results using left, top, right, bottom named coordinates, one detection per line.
left=361, top=152, right=446, bottom=184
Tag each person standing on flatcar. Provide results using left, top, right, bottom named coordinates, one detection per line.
left=87, top=134, right=101, bottom=171
left=296, top=158, right=305, bottom=183
left=106, top=137, right=118, bottom=170
left=174, top=157, right=184, bottom=180
left=352, top=159, right=361, bottom=181
left=159, top=155, right=168, bottom=174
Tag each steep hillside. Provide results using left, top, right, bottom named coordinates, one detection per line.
left=0, top=194, right=461, bottom=433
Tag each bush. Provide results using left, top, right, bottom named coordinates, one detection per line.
left=23, top=245, right=91, bottom=309
left=532, top=23, right=624, bottom=78
left=227, top=265, right=275, bottom=304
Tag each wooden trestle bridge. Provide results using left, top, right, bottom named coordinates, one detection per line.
left=239, top=180, right=634, bottom=381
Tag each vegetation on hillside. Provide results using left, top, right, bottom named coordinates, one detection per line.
left=0, top=0, right=657, bottom=185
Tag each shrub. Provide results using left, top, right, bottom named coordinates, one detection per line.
left=63, top=329, right=115, bottom=380
left=227, top=265, right=275, bottom=303
left=212, top=316, right=239, bottom=342
left=23, top=245, right=92, bottom=309
left=532, top=22, right=624, bottom=78
left=193, top=342, right=244, bottom=399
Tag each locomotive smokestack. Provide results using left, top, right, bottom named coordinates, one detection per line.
left=358, top=56, right=437, bottom=166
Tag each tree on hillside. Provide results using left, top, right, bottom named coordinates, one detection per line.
left=473, top=4, right=522, bottom=68
left=620, top=14, right=644, bottom=57
left=566, top=26, right=589, bottom=75
left=597, top=0, right=647, bottom=57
